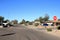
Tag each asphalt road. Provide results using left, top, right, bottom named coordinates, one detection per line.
left=0, top=25, right=60, bottom=40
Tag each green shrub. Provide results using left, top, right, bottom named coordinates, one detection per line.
left=47, top=28, right=52, bottom=31
left=34, top=23, right=39, bottom=26
left=57, top=25, right=60, bottom=30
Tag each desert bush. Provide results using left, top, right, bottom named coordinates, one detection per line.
left=29, top=22, right=33, bottom=25
left=47, top=28, right=52, bottom=31
left=34, top=23, right=39, bottom=26
left=57, top=25, right=60, bottom=30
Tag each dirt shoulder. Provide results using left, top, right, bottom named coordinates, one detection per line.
left=22, top=25, right=60, bottom=37
left=45, top=30, right=60, bottom=37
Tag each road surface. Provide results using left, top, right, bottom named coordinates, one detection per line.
left=0, top=25, right=60, bottom=40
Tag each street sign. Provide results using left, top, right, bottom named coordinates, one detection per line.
left=53, top=16, right=57, bottom=21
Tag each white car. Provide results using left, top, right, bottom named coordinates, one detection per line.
left=2, top=22, right=9, bottom=27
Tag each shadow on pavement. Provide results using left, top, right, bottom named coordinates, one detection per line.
left=0, top=33, right=15, bottom=36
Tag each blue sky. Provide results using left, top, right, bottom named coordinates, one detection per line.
left=0, top=0, right=60, bottom=22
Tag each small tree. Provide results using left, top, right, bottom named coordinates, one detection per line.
left=39, top=17, right=44, bottom=23
left=12, top=20, right=18, bottom=24
left=20, top=19, right=26, bottom=24
left=0, top=16, right=4, bottom=23
left=20, top=19, right=27, bottom=26
left=26, top=21, right=29, bottom=23
left=44, top=14, right=49, bottom=21
left=34, top=19, right=39, bottom=21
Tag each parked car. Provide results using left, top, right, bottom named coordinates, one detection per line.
left=43, top=23, right=48, bottom=26
left=2, top=22, right=9, bottom=27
